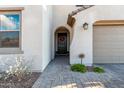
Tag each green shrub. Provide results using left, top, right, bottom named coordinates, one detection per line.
left=93, top=67, right=105, bottom=73
left=71, top=64, right=87, bottom=73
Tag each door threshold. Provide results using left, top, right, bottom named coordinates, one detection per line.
left=56, top=53, right=69, bottom=56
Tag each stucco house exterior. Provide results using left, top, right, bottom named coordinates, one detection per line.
left=1, top=5, right=124, bottom=72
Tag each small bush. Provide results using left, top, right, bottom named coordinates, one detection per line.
left=1, top=56, right=32, bottom=82
left=71, top=64, right=87, bottom=73
left=93, top=67, right=105, bottom=73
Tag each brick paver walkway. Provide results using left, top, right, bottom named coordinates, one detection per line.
left=33, top=56, right=124, bottom=88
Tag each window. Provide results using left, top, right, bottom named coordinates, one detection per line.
left=0, top=14, right=20, bottom=48
left=0, top=8, right=23, bottom=54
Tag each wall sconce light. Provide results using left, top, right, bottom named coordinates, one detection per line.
left=83, top=22, right=88, bottom=30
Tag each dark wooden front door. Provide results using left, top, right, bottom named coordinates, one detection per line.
left=57, top=33, right=67, bottom=54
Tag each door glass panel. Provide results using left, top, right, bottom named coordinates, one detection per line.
left=58, top=33, right=67, bottom=54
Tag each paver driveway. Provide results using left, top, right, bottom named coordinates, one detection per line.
left=33, top=56, right=124, bottom=88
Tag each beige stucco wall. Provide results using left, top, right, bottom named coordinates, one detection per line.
left=2, top=5, right=124, bottom=72
left=0, top=5, right=43, bottom=72
left=41, top=5, right=53, bottom=71
left=0, top=5, right=53, bottom=72
left=70, top=5, right=124, bottom=65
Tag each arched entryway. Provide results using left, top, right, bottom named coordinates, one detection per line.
left=55, top=26, right=70, bottom=56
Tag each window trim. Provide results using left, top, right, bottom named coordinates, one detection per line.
left=0, top=8, right=24, bottom=54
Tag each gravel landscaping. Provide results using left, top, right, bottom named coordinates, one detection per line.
left=0, top=72, right=41, bottom=88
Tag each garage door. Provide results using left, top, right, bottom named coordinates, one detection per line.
left=93, top=26, right=124, bottom=63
